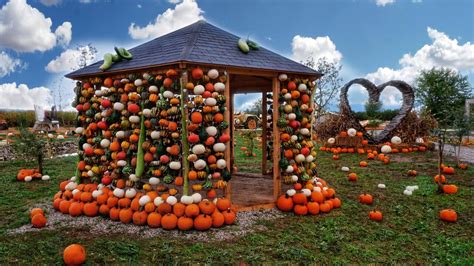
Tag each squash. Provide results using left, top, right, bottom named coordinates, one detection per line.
left=169, top=161, right=182, bottom=170
left=391, top=136, right=402, bottom=144
left=206, top=126, right=218, bottom=136
left=192, top=144, right=206, bottom=155
left=194, top=85, right=205, bottom=95
left=217, top=159, right=227, bottom=169
left=213, top=143, right=226, bottom=152
left=194, top=159, right=207, bottom=170
left=63, top=244, right=86, bottom=266
left=214, top=82, right=225, bottom=92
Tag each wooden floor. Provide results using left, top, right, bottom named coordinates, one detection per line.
left=230, top=173, right=275, bottom=209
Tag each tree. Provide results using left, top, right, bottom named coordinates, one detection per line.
left=244, top=98, right=263, bottom=117
left=11, top=119, right=46, bottom=174
left=415, top=68, right=472, bottom=127
left=303, top=57, right=343, bottom=120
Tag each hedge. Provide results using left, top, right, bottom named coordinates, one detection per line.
left=0, top=111, right=77, bottom=127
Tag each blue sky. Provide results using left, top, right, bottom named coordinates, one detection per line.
left=0, top=0, right=473, bottom=111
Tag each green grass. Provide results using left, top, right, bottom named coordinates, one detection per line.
left=0, top=147, right=473, bottom=264
left=234, top=129, right=264, bottom=173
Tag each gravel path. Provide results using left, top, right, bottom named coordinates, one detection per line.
left=7, top=202, right=283, bottom=242
left=436, top=144, right=474, bottom=163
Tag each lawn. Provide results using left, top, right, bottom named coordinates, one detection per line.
left=0, top=148, right=473, bottom=264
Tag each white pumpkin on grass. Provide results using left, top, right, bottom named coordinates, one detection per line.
left=192, top=193, right=202, bottom=203
left=113, top=188, right=125, bottom=198
left=166, top=196, right=177, bottom=206
left=163, top=90, right=174, bottom=99
left=391, top=136, right=402, bottom=145
left=125, top=188, right=137, bottom=198
left=206, top=126, right=218, bottom=136
left=139, top=195, right=151, bottom=206
left=194, top=85, right=205, bottom=95
left=214, top=82, right=225, bottom=92
left=381, top=145, right=392, bottom=154
left=149, top=177, right=160, bottom=186
left=403, top=189, right=412, bottom=196
left=180, top=195, right=194, bottom=205
left=154, top=197, right=164, bottom=206
left=216, top=159, right=227, bottom=169
left=41, top=175, right=50, bottom=181
left=194, top=159, right=207, bottom=170
left=377, top=183, right=386, bottom=189
left=341, top=166, right=350, bottom=172
left=192, top=144, right=206, bottom=155
left=100, top=139, right=110, bottom=148
left=213, top=143, right=226, bottom=152
left=328, top=138, right=336, bottom=144
left=169, top=161, right=181, bottom=170
left=208, top=69, right=219, bottom=79
left=347, top=128, right=357, bottom=137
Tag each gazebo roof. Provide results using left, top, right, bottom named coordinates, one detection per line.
left=66, top=20, right=320, bottom=79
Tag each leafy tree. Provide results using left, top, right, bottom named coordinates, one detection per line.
left=244, top=98, right=263, bottom=117
left=11, top=118, right=46, bottom=174
left=415, top=68, right=472, bottom=127
left=303, top=57, right=343, bottom=120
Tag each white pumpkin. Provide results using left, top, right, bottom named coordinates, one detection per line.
left=298, top=83, right=307, bottom=92
left=153, top=197, right=164, bottom=206
left=92, top=189, right=103, bottom=198
left=286, top=165, right=294, bottom=173
left=278, top=74, right=288, bottom=81
left=284, top=93, right=292, bottom=101
left=82, top=143, right=92, bottom=151
left=341, top=166, right=350, bottom=172
left=288, top=113, right=296, bottom=120
left=66, top=182, right=77, bottom=191
left=151, top=131, right=160, bottom=140
left=169, top=161, right=181, bottom=170
left=213, top=143, right=226, bottom=152
left=286, top=189, right=296, bottom=196
left=214, top=82, right=225, bottom=92
left=56, top=134, right=64, bottom=140
left=300, top=128, right=310, bottom=136
left=391, top=136, right=402, bottom=145
left=192, top=193, right=202, bottom=203
left=116, top=131, right=126, bottom=139
left=143, top=108, right=152, bottom=117
left=327, top=138, right=335, bottom=144
left=143, top=73, right=150, bottom=79
left=347, top=128, right=357, bottom=137
left=117, top=160, right=127, bottom=167
left=163, top=90, right=174, bottom=99
left=129, top=115, right=140, bottom=123
left=48, top=133, right=54, bottom=139
left=206, top=126, right=218, bottom=136
left=149, top=177, right=160, bottom=185
left=41, top=175, right=50, bottom=181
left=403, top=189, right=412, bottom=196
left=178, top=196, right=192, bottom=205
left=295, top=154, right=305, bottom=163
left=120, top=78, right=129, bottom=83
left=205, top=97, right=217, bottom=106
left=113, top=102, right=124, bottom=111
left=301, top=188, right=311, bottom=197
left=70, top=176, right=77, bottom=182
left=72, top=188, right=80, bottom=196
left=208, top=69, right=219, bottom=79
left=100, top=139, right=110, bottom=148
left=313, top=186, right=322, bottom=192
left=95, top=90, right=103, bottom=97
left=192, top=144, right=206, bottom=155
left=415, top=137, right=424, bottom=144
left=377, top=183, right=386, bottom=189
left=381, top=145, right=392, bottom=154
left=166, top=195, right=178, bottom=206
left=113, top=188, right=125, bottom=198
left=148, top=85, right=158, bottom=93
left=291, top=175, right=299, bottom=182
left=87, top=170, right=94, bottom=177
left=291, top=135, right=298, bottom=142
left=194, top=159, right=207, bottom=170
left=216, top=159, right=227, bottom=169
left=139, top=195, right=151, bottom=206
left=125, top=188, right=137, bottom=198
left=306, top=155, right=314, bottom=162
left=129, top=174, right=139, bottom=182
left=134, top=79, right=143, bottom=86
left=194, top=85, right=205, bottom=95
left=75, top=127, right=84, bottom=134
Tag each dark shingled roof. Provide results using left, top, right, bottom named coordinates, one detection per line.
left=66, top=20, right=320, bottom=79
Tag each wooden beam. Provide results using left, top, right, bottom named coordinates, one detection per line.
left=261, top=92, right=267, bottom=175
left=272, top=77, right=281, bottom=201
left=224, top=73, right=232, bottom=200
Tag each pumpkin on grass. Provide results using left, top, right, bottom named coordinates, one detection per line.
left=31, top=213, right=47, bottom=228
left=359, top=193, right=373, bottom=205
left=369, top=210, right=383, bottom=221
left=439, top=209, right=457, bottom=222
left=63, top=244, right=86, bottom=266
left=442, top=184, right=458, bottom=194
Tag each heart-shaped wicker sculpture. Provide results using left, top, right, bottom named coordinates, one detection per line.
left=340, top=78, right=415, bottom=144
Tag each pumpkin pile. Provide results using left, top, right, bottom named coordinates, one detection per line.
left=17, top=169, right=50, bottom=182
left=53, top=67, right=235, bottom=230
left=30, top=208, right=47, bottom=228
left=276, top=177, right=341, bottom=215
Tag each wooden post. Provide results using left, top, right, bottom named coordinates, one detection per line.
left=224, top=73, right=232, bottom=200
left=272, top=77, right=281, bottom=201
left=179, top=71, right=190, bottom=195
left=261, top=92, right=267, bottom=175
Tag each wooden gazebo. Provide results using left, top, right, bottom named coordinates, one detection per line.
left=67, top=20, right=321, bottom=210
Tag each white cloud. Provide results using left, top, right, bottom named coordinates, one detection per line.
left=168, top=0, right=182, bottom=3
left=39, top=0, right=61, bottom=6
left=0, top=51, right=25, bottom=77
left=137, top=4, right=142, bottom=8
left=0, top=0, right=73, bottom=52
left=128, top=0, right=204, bottom=40
left=291, top=35, right=342, bottom=65
left=0, top=83, right=52, bottom=110
left=79, top=0, right=91, bottom=3
left=55, top=21, right=72, bottom=47
left=45, top=45, right=97, bottom=73
left=366, top=27, right=474, bottom=85
left=376, top=0, right=395, bottom=6
left=412, top=0, right=422, bottom=3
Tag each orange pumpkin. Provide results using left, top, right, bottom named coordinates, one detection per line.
left=199, top=201, right=216, bottom=215
left=191, top=112, right=203, bottom=124
left=307, top=202, right=320, bottom=215
left=31, top=213, right=47, bottom=228
left=216, top=198, right=231, bottom=211
left=161, top=213, right=178, bottom=230
left=147, top=212, right=162, bottom=228
left=212, top=211, right=225, bottom=228
left=177, top=216, right=194, bottom=230
left=119, top=208, right=133, bottom=223
left=439, top=209, right=457, bottom=222
left=276, top=194, right=294, bottom=212
left=443, top=184, right=458, bottom=194
left=184, top=204, right=200, bottom=218
left=63, top=244, right=86, bottom=266
left=222, top=209, right=236, bottom=225
left=132, top=211, right=148, bottom=226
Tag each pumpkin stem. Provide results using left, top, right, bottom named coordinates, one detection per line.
left=180, top=72, right=190, bottom=196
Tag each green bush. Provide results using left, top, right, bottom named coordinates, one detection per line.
left=355, top=109, right=399, bottom=121
left=0, top=110, right=77, bottom=127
